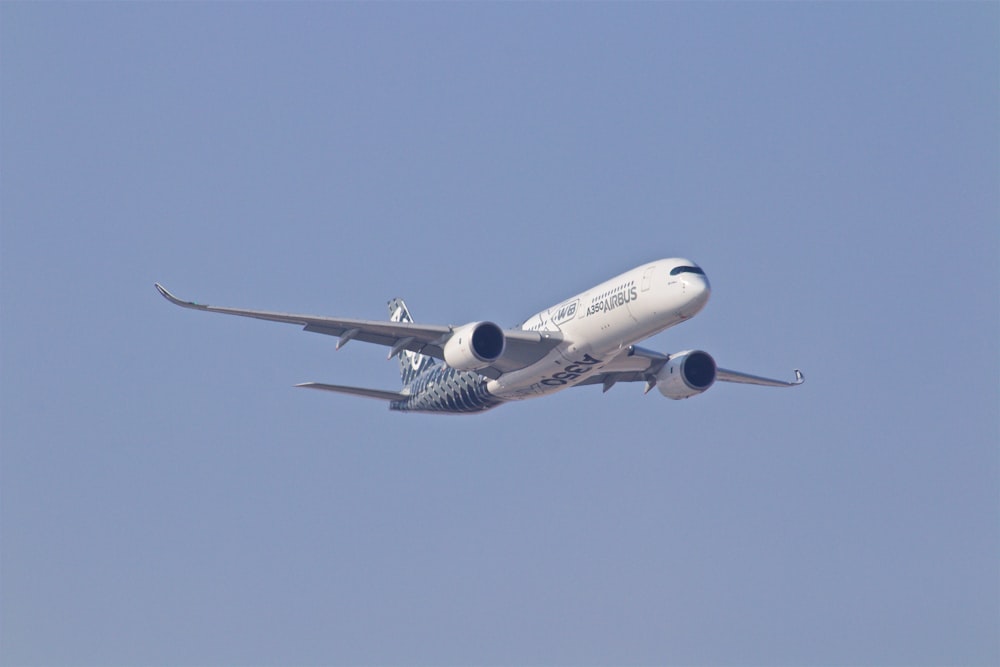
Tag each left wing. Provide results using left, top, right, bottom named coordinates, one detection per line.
left=576, top=345, right=804, bottom=393
left=716, top=367, right=805, bottom=387
left=154, top=284, right=561, bottom=379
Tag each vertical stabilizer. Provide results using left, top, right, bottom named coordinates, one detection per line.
left=387, top=298, right=437, bottom=387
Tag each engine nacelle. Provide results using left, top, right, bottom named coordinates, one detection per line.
left=442, top=321, right=506, bottom=371
left=656, top=350, right=717, bottom=400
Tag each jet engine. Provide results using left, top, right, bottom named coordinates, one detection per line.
left=656, top=350, right=717, bottom=399
left=443, top=321, right=506, bottom=371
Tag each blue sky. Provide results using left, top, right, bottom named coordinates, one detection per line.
left=2, top=3, right=997, bottom=665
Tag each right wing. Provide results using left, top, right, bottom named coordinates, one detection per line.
left=154, top=284, right=562, bottom=379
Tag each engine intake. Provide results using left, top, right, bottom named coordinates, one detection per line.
left=656, top=350, right=717, bottom=400
left=443, top=321, right=506, bottom=371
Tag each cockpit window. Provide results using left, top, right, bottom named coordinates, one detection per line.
left=670, top=266, right=705, bottom=276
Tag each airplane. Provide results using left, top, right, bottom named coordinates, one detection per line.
left=155, top=257, right=803, bottom=414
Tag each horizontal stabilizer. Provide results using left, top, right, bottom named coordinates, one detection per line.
left=295, top=382, right=408, bottom=402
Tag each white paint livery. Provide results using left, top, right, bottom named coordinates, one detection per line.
left=156, top=258, right=803, bottom=414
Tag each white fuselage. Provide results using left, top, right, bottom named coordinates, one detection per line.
left=486, top=258, right=711, bottom=400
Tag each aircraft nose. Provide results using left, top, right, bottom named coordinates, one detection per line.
left=682, top=272, right=711, bottom=314
left=692, top=273, right=711, bottom=298
left=668, top=261, right=711, bottom=315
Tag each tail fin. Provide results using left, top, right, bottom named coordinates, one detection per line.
left=387, top=297, right=437, bottom=386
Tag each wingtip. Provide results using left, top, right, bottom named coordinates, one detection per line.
left=154, top=283, right=202, bottom=309
left=154, top=282, right=171, bottom=299
left=793, top=369, right=805, bottom=385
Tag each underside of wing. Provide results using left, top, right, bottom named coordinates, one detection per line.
left=478, top=330, right=563, bottom=378
left=155, top=283, right=562, bottom=378
left=573, top=345, right=669, bottom=392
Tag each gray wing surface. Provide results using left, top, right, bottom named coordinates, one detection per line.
left=155, top=284, right=560, bottom=379
left=573, top=346, right=670, bottom=392
left=575, top=345, right=804, bottom=392
left=715, top=368, right=805, bottom=387
left=295, top=382, right=408, bottom=401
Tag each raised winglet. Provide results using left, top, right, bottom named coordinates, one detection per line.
left=793, top=369, right=805, bottom=385
left=154, top=283, right=208, bottom=311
